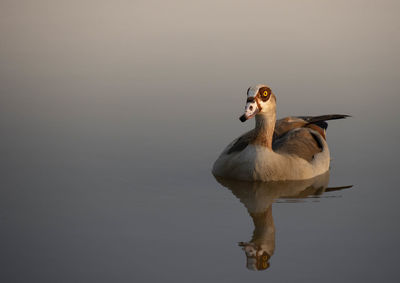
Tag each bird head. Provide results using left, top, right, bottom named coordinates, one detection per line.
left=239, top=84, right=276, bottom=122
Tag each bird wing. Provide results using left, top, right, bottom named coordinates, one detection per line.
left=272, top=128, right=323, bottom=162
left=274, top=117, right=308, bottom=139
left=227, top=114, right=349, bottom=157
left=226, top=129, right=255, bottom=154
left=274, top=114, right=350, bottom=140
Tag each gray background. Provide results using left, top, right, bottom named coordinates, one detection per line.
left=1, top=1, right=399, bottom=282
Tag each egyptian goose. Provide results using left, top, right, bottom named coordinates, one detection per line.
left=212, top=84, right=349, bottom=181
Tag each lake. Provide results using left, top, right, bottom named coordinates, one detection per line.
left=1, top=1, right=399, bottom=282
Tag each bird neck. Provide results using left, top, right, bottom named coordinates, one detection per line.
left=249, top=206, right=275, bottom=254
left=254, top=112, right=276, bottom=149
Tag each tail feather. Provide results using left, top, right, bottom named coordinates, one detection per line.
left=325, top=185, right=353, bottom=192
left=299, top=114, right=350, bottom=129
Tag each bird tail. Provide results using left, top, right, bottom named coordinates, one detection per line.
left=300, top=114, right=350, bottom=129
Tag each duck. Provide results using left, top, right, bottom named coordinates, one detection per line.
left=212, top=84, right=349, bottom=181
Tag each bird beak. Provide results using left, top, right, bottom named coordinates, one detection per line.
left=239, top=114, right=247, bottom=122
left=239, top=100, right=259, bottom=122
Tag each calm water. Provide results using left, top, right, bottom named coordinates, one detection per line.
left=1, top=1, right=400, bottom=282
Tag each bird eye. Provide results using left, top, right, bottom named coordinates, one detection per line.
left=259, top=87, right=271, bottom=101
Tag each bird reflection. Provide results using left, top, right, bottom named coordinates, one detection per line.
left=214, top=172, right=351, bottom=271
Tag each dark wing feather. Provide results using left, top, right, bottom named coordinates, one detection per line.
left=298, top=114, right=350, bottom=130
left=272, top=128, right=322, bottom=162
left=274, top=117, right=307, bottom=139
left=227, top=130, right=255, bottom=154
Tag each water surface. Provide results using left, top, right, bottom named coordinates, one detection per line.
left=1, top=1, right=399, bottom=282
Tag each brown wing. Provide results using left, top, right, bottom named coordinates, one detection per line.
left=274, top=116, right=326, bottom=140
left=226, top=115, right=332, bottom=156
left=226, top=130, right=255, bottom=154
left=274, top=117, right=307, bottom=139
left=272, top=128, right=323, bottom=162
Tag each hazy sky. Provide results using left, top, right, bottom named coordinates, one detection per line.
left=1, top=2, right=400, bottom=282
left=1, top=0, right=399, bottom=178
left=1, top=1, right=399, bottom=107
left=1, top=0, right=399, bottom=155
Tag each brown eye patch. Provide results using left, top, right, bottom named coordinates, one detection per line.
left=258, top=87, right=271, bottom=102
